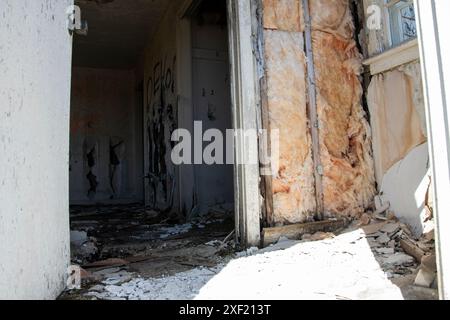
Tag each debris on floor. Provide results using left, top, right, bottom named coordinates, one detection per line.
left=63, top=204, right=438, bottom=300
left=70, top=228, right=424, bottom=300
left=62, top=204, right=235, bottom=300
left=355, top=207, right=438, bottom=297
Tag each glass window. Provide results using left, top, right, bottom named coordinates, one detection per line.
left=386, top=0, right=417, bottom=46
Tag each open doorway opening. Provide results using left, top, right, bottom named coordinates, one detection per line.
left=191, top=0, right=234, bottom=217
left=68, top=0, right=236, bottom=283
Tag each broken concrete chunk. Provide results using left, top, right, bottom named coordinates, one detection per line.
left=377, top=233, right=391, bottom=245
left=361, top=222, right=387, bottom=235
left=70, top=230, right=88, bottom=246
left=388, top=240, right=396, bottom=249
left=380, top=223, right=400, bottom=234
left=102, top=271, right=134, bottom=286
left=383, top=253, right=415, bottom=267
left=368, top=238, right=382, bottom=248
left=92, top=267, right=121, bottom=277
left=415, top=268, right=436, bottom=288
left=375, top=247, right=395, bottom=255
left=89, top=285, right=105, bottom=292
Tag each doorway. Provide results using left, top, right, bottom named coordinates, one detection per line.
left=67, top=0, right=255, bottom=279
left=191, top=0, right=234, bottom=216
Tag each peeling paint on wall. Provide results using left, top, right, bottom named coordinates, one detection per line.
left=368, top=64, right=427, bottom=184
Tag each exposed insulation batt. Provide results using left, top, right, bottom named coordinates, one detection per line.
left=262, top=0, right=376, bottom=224
left=311, top=0, right=376, bottom=217
left=263, top=0, right=316, bottom=224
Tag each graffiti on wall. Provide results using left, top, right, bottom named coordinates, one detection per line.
left=109, top=137, right=125, bottom=199
left=145, top=54, right=177, bottom=211
left=83, top=137, right=99, bottom=200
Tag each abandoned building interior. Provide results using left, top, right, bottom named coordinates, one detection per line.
left=1, top=0, right=448, bottom=300
left=67, top=0, right=238, bottom=293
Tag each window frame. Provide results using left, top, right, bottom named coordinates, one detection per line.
left=384, top=0, right=417, bottom=48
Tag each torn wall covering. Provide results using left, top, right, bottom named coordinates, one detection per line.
left=361, top=0, right=429, bottom=235
left=367, top=62, right=427, bottom=185
left=261, top=0, right=375, bottom=225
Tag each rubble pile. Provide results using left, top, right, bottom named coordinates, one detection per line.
left=358, top=206, right=437, bottom=291
left=70, top=230, right=98, bottom=265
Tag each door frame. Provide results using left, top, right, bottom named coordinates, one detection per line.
left=176, top=0, right=261, bottom=247
left=414, top=0, right=450, bottom=300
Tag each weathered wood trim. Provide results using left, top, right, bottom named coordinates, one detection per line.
left=302, top=0, right=324, bottom=219
left=414, top=0, right=450, bottom=300
left=262, top=219, right=348, bottom=247
left=227, top=0, right=261, bottom=247
left=251, top=0, right=274, bottom=228
left=363, top=39, right=419, bottom=75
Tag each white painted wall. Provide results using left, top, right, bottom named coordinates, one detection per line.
left=415, top=0, right=450, bottom=300
left=0, top=0, right=73, bottom=299
left=380, top=143, right=430, bottom=236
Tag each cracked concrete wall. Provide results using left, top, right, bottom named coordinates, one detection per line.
left=261, top=0, right=375, bottom=225
left=70, top=67, right=144, bottom=204
left=0, top=0, right=73, bottom=299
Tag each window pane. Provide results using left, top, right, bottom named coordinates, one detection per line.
left=400, top=4, right=416, bottom=40
left=388, top=1, right=417, bottom=46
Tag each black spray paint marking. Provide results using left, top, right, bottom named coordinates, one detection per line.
left=109, top=140, right=124, bottom=198
left=86, top=147, right=98, bottom=199
left=145, top=55, right=177, bottom=210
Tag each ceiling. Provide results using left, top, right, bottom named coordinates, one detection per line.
left=73, top=0, right=171, bottom=69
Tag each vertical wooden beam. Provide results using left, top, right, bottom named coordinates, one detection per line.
left=259, top=75, right=275, bottom=227
left=251, top=0, right=274, bottom=227
left=227, top=0, right=262, bottom=247
left=301, top=0, right=324, bottom=219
